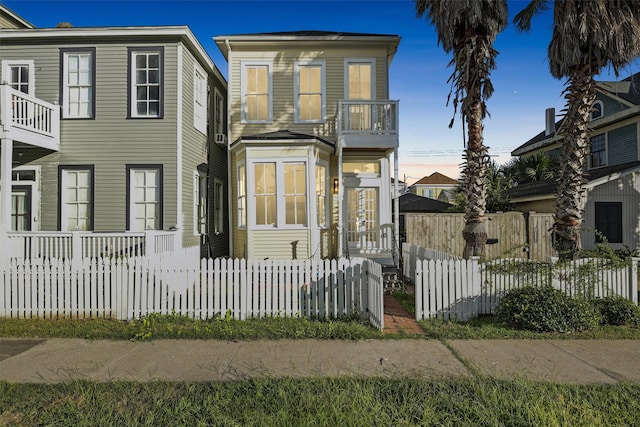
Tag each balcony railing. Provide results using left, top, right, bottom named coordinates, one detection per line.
left=335, top=100, right=398, bottom=149
left=0, top=84, right=60, bottom=150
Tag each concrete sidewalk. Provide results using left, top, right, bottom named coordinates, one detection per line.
left=1, top=338, right=639, bottom=384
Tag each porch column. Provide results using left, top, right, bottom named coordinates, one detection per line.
left=0, top=138, right=13, bottom=261
left=337, top=145, right=343, bottom=257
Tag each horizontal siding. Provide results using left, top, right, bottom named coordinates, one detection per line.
left=599, top=93, right=628, bottom=117
left=608, top=123, right=638, bottom=165
left=250, top=229, right=310, bottom=260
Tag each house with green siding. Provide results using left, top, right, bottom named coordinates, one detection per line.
left=0, top=5, right=229, bottom=259
left=507, top=72, right=640, bottom=251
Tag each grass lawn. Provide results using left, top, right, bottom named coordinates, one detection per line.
left=1, top=377, right=639, bottom=426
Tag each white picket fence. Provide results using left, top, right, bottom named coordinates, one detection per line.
left=409, top=243, right=639, bottom=322
left=0, top=257, right=384, bottom=329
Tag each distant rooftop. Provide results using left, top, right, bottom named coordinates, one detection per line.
left=412, top=172, right=459, bottom=186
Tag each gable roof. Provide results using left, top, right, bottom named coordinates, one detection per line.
left=512, top=71, right=640, bottom=157
left=398, top=193, right=452, bottom=213
left=412, top=172, right=459, bottom=186
left=0, top=4, right=34, bottom=29
left=505, top=161, right=640, bottom=200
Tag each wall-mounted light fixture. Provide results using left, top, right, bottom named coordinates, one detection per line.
left=333, top=178, right=339, bottom=194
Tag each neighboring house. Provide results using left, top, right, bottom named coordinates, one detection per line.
left=0, top=4, right=34, bottom=29
left=0, top=5, right=229, bottom=259
left=507, top=71, right=640, bottom=251
left=214, top=31, right=401, bottom=260
left=409, top=172, right=459, bottom=203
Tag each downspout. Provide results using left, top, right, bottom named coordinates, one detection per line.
left=225, top=39, right=233, bottom=258
left=176, top=45, right=184, bottom=249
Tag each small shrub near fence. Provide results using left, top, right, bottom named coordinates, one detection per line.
left=0, top=256, right=384, bottom=330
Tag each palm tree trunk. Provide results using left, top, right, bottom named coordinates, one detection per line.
left=553, top=65, right=596, bottom=259
left=462, top=102, right=488, bottom=258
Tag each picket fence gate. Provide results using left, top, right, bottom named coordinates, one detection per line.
left=414, top=256, right=639, bottom=322
left=0, top=257, right=384, bottom=330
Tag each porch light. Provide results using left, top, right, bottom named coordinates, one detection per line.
left=333, top=178, right=339, bottom=194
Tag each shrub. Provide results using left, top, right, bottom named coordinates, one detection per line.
left=593, top=296, right=640, bottom=326
left=495, top=286, right=601, bottom=333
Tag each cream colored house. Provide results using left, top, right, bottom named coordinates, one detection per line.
left=214, top=31, right=401, bottom=260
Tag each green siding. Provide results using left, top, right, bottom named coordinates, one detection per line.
left=608, top=123, right=638, bottom=165
left=598, top=93, right=629, bottom=117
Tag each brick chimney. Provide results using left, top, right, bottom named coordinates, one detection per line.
left=545, top=108, right=555, bottom=136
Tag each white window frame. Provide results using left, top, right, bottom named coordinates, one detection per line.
left=2, top=59, right=35, bottom=96
left=237, top=162, right=246, bottom=229
left=344, top=58, right=376, bottom=100
left=294, top=60, right=326, bottom=123
left=248, top=158, right=308, bottom=230
left=128, top=166, right=162, bottom=231
left=213, top=178, right=224, bottom=234
left=316, top=161, right=328, bottom=228
left=60, top=167, right=93, bottom=231
left=214, top=88, right=224, bottom=136
left=241, top=61, right=272, bottom=123
left=194, top=170, right=207, bottom=236
left=590, top=100, right=604, bottom=121
left=193, top=63, right=207, bottom=134
left=129, top=48, right=163, bottom=118
left=61, top=50, right=94, bottom=119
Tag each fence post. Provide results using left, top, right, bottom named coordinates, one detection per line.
left=71, top=231, right=82, bottom=270
left=631, top=256, right=639, bottom=304
left=470, top=256, right=481, bottom=318
left=415, top=260, right=422, bottom=321
left=144, top=230, right=154, bottom=256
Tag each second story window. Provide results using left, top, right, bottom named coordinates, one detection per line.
left=241, top=62, right=271, bottom=123
left=295, top=61, right=325, bottom=123
left=590, top=100, right=604, bottom=121
left=129, top=47, right=163, bottom=118
left=193, top=64, right=207, bottom=134
left=61, top=49, right=95, bottom=119
left=214, top=89, right=224, bottom=136
left=2, top=60, right=35, bottom=95
left=590, top=134, right=606, bottom=168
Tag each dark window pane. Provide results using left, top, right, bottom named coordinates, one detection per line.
left=136, top=55, right=146, bottom=68
left=149, top=102, right=159, bottom=116
left=149, top=86, right=159, bottom=100
left=137, top=87, right=148, bottom=101
left=20, top=67, right=28, bottom=83
left=148, top=54, right=159, bottom=68
left=136, top=70, right=147, bottom=84
left=137, top=102, right=148, bottom=115
left=595, top=202, right=623, bottom=243
left=148, top=70, right=159, bottom=84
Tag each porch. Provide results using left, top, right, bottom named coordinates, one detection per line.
left=336, top=100, right=399, bottom=149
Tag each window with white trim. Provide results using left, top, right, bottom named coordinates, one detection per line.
left=213, top=178, right=224, bottom=234
left=316, top=163, right=327, bottom=227
left=194, top=171, right=207, bottom=235
left=128, top=167, right=162, bottom=231
left=590, top=100, right=604, bottom=121
left=237, top=163, right=246, bottom=229
left=241, top=62, right=271, bottom=123
left=61, top=49, right=95, bottom=119
left=295, top=61, right=325, bottom=123
left=60, top=167, right=93, bottom=231
left=590, top=134, right=606, bottom=168
left=2, top=60, right=35, bottom=95
left=129, top=48, right=163, bottom=118
left=193, top=65, right=207, bottom=134
left=251, top=160, right=307, bottom=228
left=214, top=89, right=224, bottom=135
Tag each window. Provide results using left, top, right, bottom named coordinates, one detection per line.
left=193, top=64, right=207, bottom=134
left=295, top=61, right=325, bottom=123
left=213, top=178, right=224, bottom=234
left=343, top=160, right=380, bottom=175
left=590, top=134, right=606, bottom=168
left=127, top=165, right=162, bottom=231
left=59, top=166, right=93, bottom=231
left=61, top=49, right=95, bottom=119
left=2, top=60, right=35, bottom=95
left=214, top=89, right=224, bottom=135
left=241, top=62, right=271, bottom=122
left=128, top=48, right=163, bottom=118
left=237, top=163, right=246, bottom=228
left=194, top=171, right=207, bottom=235
left=591, top=100, right=603, bottom=121
left=11, top=186, right=31, bottom=232
left=595, top=202, right=622, bottom=244
left=251, top=160, right=307, bottom=228
left=316, top=163, right=327, bottom=227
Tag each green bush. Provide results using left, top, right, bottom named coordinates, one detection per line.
left=495, top=286, right=601, bottom=333
left=593, top=296, right=640, bottom=326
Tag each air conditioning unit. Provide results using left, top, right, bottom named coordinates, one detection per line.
left=215, top=133, right=227, bottom=145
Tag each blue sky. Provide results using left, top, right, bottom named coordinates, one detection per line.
left=4, top=0, right=639, bottom=182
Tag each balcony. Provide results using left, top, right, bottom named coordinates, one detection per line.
left=0, top=84, right=60, bottom=151
left=336, top=100, right=399, bottom=149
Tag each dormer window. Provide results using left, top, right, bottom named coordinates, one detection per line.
left=590, top=100, right=603, bottom=121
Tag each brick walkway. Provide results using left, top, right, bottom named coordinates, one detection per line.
left=382, top=294, right=424, bottom=335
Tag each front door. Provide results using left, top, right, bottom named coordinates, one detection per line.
left=11, top=185, right=31, bottom=231
left=345, top=187, right=378, bottom=250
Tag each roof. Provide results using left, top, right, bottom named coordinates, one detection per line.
left=505, top=161, right=640, bottom=200
left=412, top=172, right=459, bottom=186
left=0, top=4, right=34, bottom=29
left=398, top=193, right=452, bottom=213
left=230, top=130, right=334, bottom=149
left=219, top=30, right=400, bottom=38
left=512, top=71, right=640, bottom=157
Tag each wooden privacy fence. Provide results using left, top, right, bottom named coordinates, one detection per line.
left=0, top=257, right=384, bottom=330
left=411, top=249, right=639, bottom=322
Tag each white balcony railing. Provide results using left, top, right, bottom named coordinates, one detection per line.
left=0, top=84, right=60, bottom=150
left=336, top=100, right=398, bottom=135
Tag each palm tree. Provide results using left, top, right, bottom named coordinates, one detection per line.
left=415, top=0, right=508, bottom=258
left=515, top=0, right=640, bottom=259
